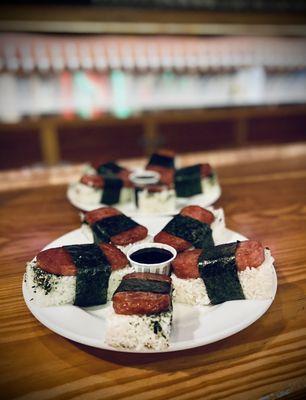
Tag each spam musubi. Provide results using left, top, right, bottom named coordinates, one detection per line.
left=154, top=205, right=225, bottom=252
left=71, top=161, right=133, bottom=206
left=171, top=240, right=275, bottom=305
left=81, top=207, right=150, bottom=252
left=25, top=243, right=134, bottom=307
left=146, top=150, right=176, bottom=186
left=106, top=272, right=173, bottom=350
left=174, top=163, right=217, bottom=198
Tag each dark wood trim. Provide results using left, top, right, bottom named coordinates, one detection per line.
left=0, top=5, right=305, bottom=35
left=0, top=104, right=305, bottom=132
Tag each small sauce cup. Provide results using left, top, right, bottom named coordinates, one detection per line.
left=127, top=242, right=177, bottom=276
left=129, top=170, right=160, bottom=186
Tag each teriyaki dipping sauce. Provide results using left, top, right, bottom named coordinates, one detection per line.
left=130, top=247, right=173, bottom=264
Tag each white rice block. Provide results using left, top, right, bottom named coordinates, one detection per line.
left=136, top=188, right=176, bottom=215
left=238, top=249, right=275, bottom=300
left=208, top=206, right=226, bottom=242
left=172, top=249, right=275, bottom=306
left=105, top=309, right=172, bottom=351
left=81, top=223, right=153, bottom=255
left=82, top=164, right=96, bottom=175
left=70, top=182, right=132, bottom=206
left=172, top=273, right=210, bottom=306
left=201, top=174, right=218, bottom=192
left=25, top=261, right=76, bottom=307
left=117, top=187, right=133, bottom=204
left=25, top=260, right=133, bottom=307
left=70, top=182, right=102, bottom=205
left=107, top=266, right=135, bottom=299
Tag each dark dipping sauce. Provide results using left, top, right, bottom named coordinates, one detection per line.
left=135, top=175, right=156, bottom=180
left=130, top=248, right=173, bottom=264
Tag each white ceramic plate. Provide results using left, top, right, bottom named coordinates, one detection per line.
left=23, top=217, right=277, bottom=353
left=67, top=182, right=221, bottom=215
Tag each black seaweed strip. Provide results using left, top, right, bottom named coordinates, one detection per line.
left=174, top=164, right=202, bottom=197
left=208, top=172, right=216, bottom=183
left=163, top=214, right=214, bottom=249
left=115, top=278, right=171, bottom=295
left=92, top=214, right=139, bottom=243
left=198, top=242, right=245, bottom=304
left=134, top=187, right=141, bottom=208
left=91, top=223, right=110, bottom=244
left=101, top=177, right=123, bottom=205
left=64, top=244, right=111, bottom=307
left=147, top=153, right=174, bottom=169
left=96, top=162, right=123, bottom=175
left=202, top=242, right=238, bottom=263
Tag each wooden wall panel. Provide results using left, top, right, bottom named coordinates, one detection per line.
left=248, top=115, right=306, bottom=144
left=0, top=128, right=41, bottom=169
left=58, top=124, right=144, bottom=164
left=159, top=120, right=236, bottom=153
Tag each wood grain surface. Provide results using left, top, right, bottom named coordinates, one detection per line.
left=0, top=148, right=306, bottom=400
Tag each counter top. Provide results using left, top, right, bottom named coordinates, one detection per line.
left=0, top=145, right=305, bottom=399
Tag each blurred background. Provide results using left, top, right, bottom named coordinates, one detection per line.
left=0, top=0, right=306, bottom=170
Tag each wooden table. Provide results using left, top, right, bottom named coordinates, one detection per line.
left=0, top=147, right=306, bottom=399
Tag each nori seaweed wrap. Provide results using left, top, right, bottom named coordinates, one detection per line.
left=64, top=244, right=112, bottom=307
left=198, top=243, right=245, bottom=304
left=174, top=164, right=202, bottom=197
left=147, top=153, right=175, bottom=169
left=162, top=214, right=214, bottom=249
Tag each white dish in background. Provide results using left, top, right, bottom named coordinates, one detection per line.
left=23, top=216, right=277, bottom=353
left=67, top=181, right=221, bottom=215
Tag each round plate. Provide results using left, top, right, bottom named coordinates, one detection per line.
left=23, top=216, right=277, bottom=353
left=66, top=182, right=221, bottom=215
